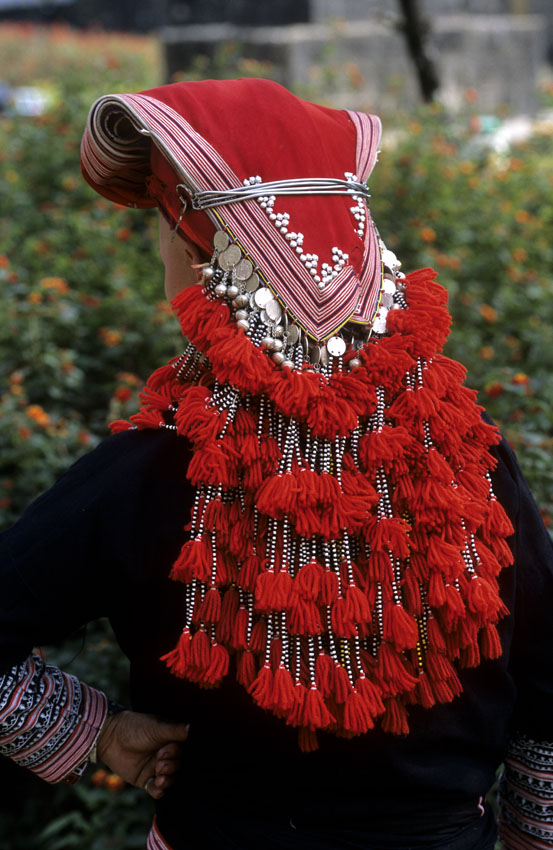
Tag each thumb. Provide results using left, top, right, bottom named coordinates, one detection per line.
left=157, top=721, right=190, bottom=743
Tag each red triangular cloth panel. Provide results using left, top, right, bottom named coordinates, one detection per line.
left=81, top=78, right=382, bottom=340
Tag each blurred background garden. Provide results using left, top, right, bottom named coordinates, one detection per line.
left=1, top=1, right=553, bottom=847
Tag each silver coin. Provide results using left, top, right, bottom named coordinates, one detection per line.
left=226, top=245, right=242, bottom=267
left=213, top=231, right=230, bottom=251
left=265, top=300, right=282, bottom=322
left=382, top=249, right=400, bottom=270
left=260, top=309, right=270, bottom=325
left=245, top=273, right=260, bottom=293
left=327, top=336, right=346, bottom=357
left=218, top=249, right=234, bottom=271
left=372, top=310, right=388, bottom=335
left=381, top=292, right=394, bottom=309
left=254, top=287, right=273, bottom=308
left=319, top=345, right=329, bottom=367
left=302, top=335, right=309, bottom=355
left=287, top=324, right=300, bottom=345
left=382, top=278, right=396, bottom=295
left=235, top=258, right=253, bottom=281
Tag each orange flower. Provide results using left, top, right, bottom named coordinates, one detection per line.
left=40, top=277, right=69, bottom=294
left=511, top=372, right=529, bottom=386
left=18, top=426, right=31, bottom=440
left=479, top=304, right=497, bottom=323
left=485, top=381, right=504, bottom=398
left=464, top=88, right=479, bottom=103
left=104, top=773, right=125, bottom=792
left=91, top=769, right=108, bottom=787
left=10, top=371, right=24, bottom=384
left=512, top=248, right=527, bottom=263
left=116, top=227, right=132, bottom=241
left=459, top=161, right=474, bottom=175
left=479, top=346, right=494, bottom=360
left=77, top=430, right=91, bottom=445
left=0, top=254, right=9, bottom=268
left=408, top=121, right=422, bottom=136
left=98, top=328, right=123, bottom=347
left=0, top=497, right=11, bottom=510
left=27, top=292, right=43, bottom=304
left=420, top=227, right=436, bottom=243
left=509, top=158, right=523, bottom=172
left=515, top=210, right=530, bottom=224
left=26, top=404, right=50, bottom=426
left=116, top=371, right=142, bottom=387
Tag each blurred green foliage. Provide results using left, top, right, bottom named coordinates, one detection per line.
left=0, top=20, right=552, bottom=850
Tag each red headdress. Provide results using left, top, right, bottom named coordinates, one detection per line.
left=81, top=78, right=513, bottom=750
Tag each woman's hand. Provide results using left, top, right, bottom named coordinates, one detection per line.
left=96, top=710, right=189, bottom=799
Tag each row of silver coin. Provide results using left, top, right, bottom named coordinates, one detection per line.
left=203, top=231, right=406, bottom=371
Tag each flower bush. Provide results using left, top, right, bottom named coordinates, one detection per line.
left=0, top=21, right=552, bottom=849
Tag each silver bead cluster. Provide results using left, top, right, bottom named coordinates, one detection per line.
left=252, top=174, right=350, bottom=292
left=345, top=172, right=367, bottom=239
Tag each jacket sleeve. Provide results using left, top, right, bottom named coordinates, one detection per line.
left=490, top=433, right=553, bottom=848
left=0, top=429, right=191, bottom=783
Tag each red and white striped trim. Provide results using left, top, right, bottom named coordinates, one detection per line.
left=147, top=817, right=173, bottom=850
left=83, top=92, right=382, bottom=340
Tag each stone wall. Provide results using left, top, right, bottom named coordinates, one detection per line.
left=163, top=14, right=546, bottom=114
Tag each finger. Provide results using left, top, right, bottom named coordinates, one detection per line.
left=156, top=742, right=183, bottom=761
left=154, top=759, right=180, bottom=777
left=159, top=722, right=190, bottom=743
left=144, top=775, right=167, bottom=800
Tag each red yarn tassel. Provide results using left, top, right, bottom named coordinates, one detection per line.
left=250, top=619, right=267, bottom=654
left=249, top=664, right=274, bottom=709
left=287, top=597, right=323, bottom=634
left=331, top=597, right=357, bottom=638
left=298, top=726, right=319, bottom=752
left=355, top=676, right=385, bottom=716
left=480, top=623, right=502, bottom=659
left=255, top=568, right=293, bottom=611
left=273, top=665, right=296, bottom=712
left=380, top=699, right=410, bottom=735
left=205, top=643, right=229, bottom=685
left=333, top=664, right=353, bottom=703
left=237, top=650, right=257, bottom=688
left=383, top=604, right=419, bottom=651
left=376, top=643, right=418, bottom=693
left=320, top=570, right=339, bottom=605
left=344, top=690, right=376, bottom=734
left=199, top=587, right=222, bottom=624
left=415, top=672, right=436, bottom=708
left=190, top=629, right=211, bottom=669
left=170, top=536, right=212, bottom=584
left=426, top=616, right=447, bottom=653
left=295, top=560, right=324, bottom=601
left=302, top=687, right=335, bottom=730
left=229, top=606, right=249, bottom=650
left=239, top=553, right=264, bottom=593
left=467, top=575, right=499, bottom=619
left=160, top=628, right=192, bottom=678
left=315, top=652, right=335, bottom=698
left=345, top=584, right=372, bottom=625
left=216, top=588, right=239, bottom=644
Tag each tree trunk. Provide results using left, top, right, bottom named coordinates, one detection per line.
left=397, top=0, right=440, bottom=103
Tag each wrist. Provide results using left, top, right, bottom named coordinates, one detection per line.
left=91, top=700, right=127, bottom=764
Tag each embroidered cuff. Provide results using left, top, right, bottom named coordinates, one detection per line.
left=0, top=654, right=108, bottom=784
left=499, top=734, right=553, bottom=849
